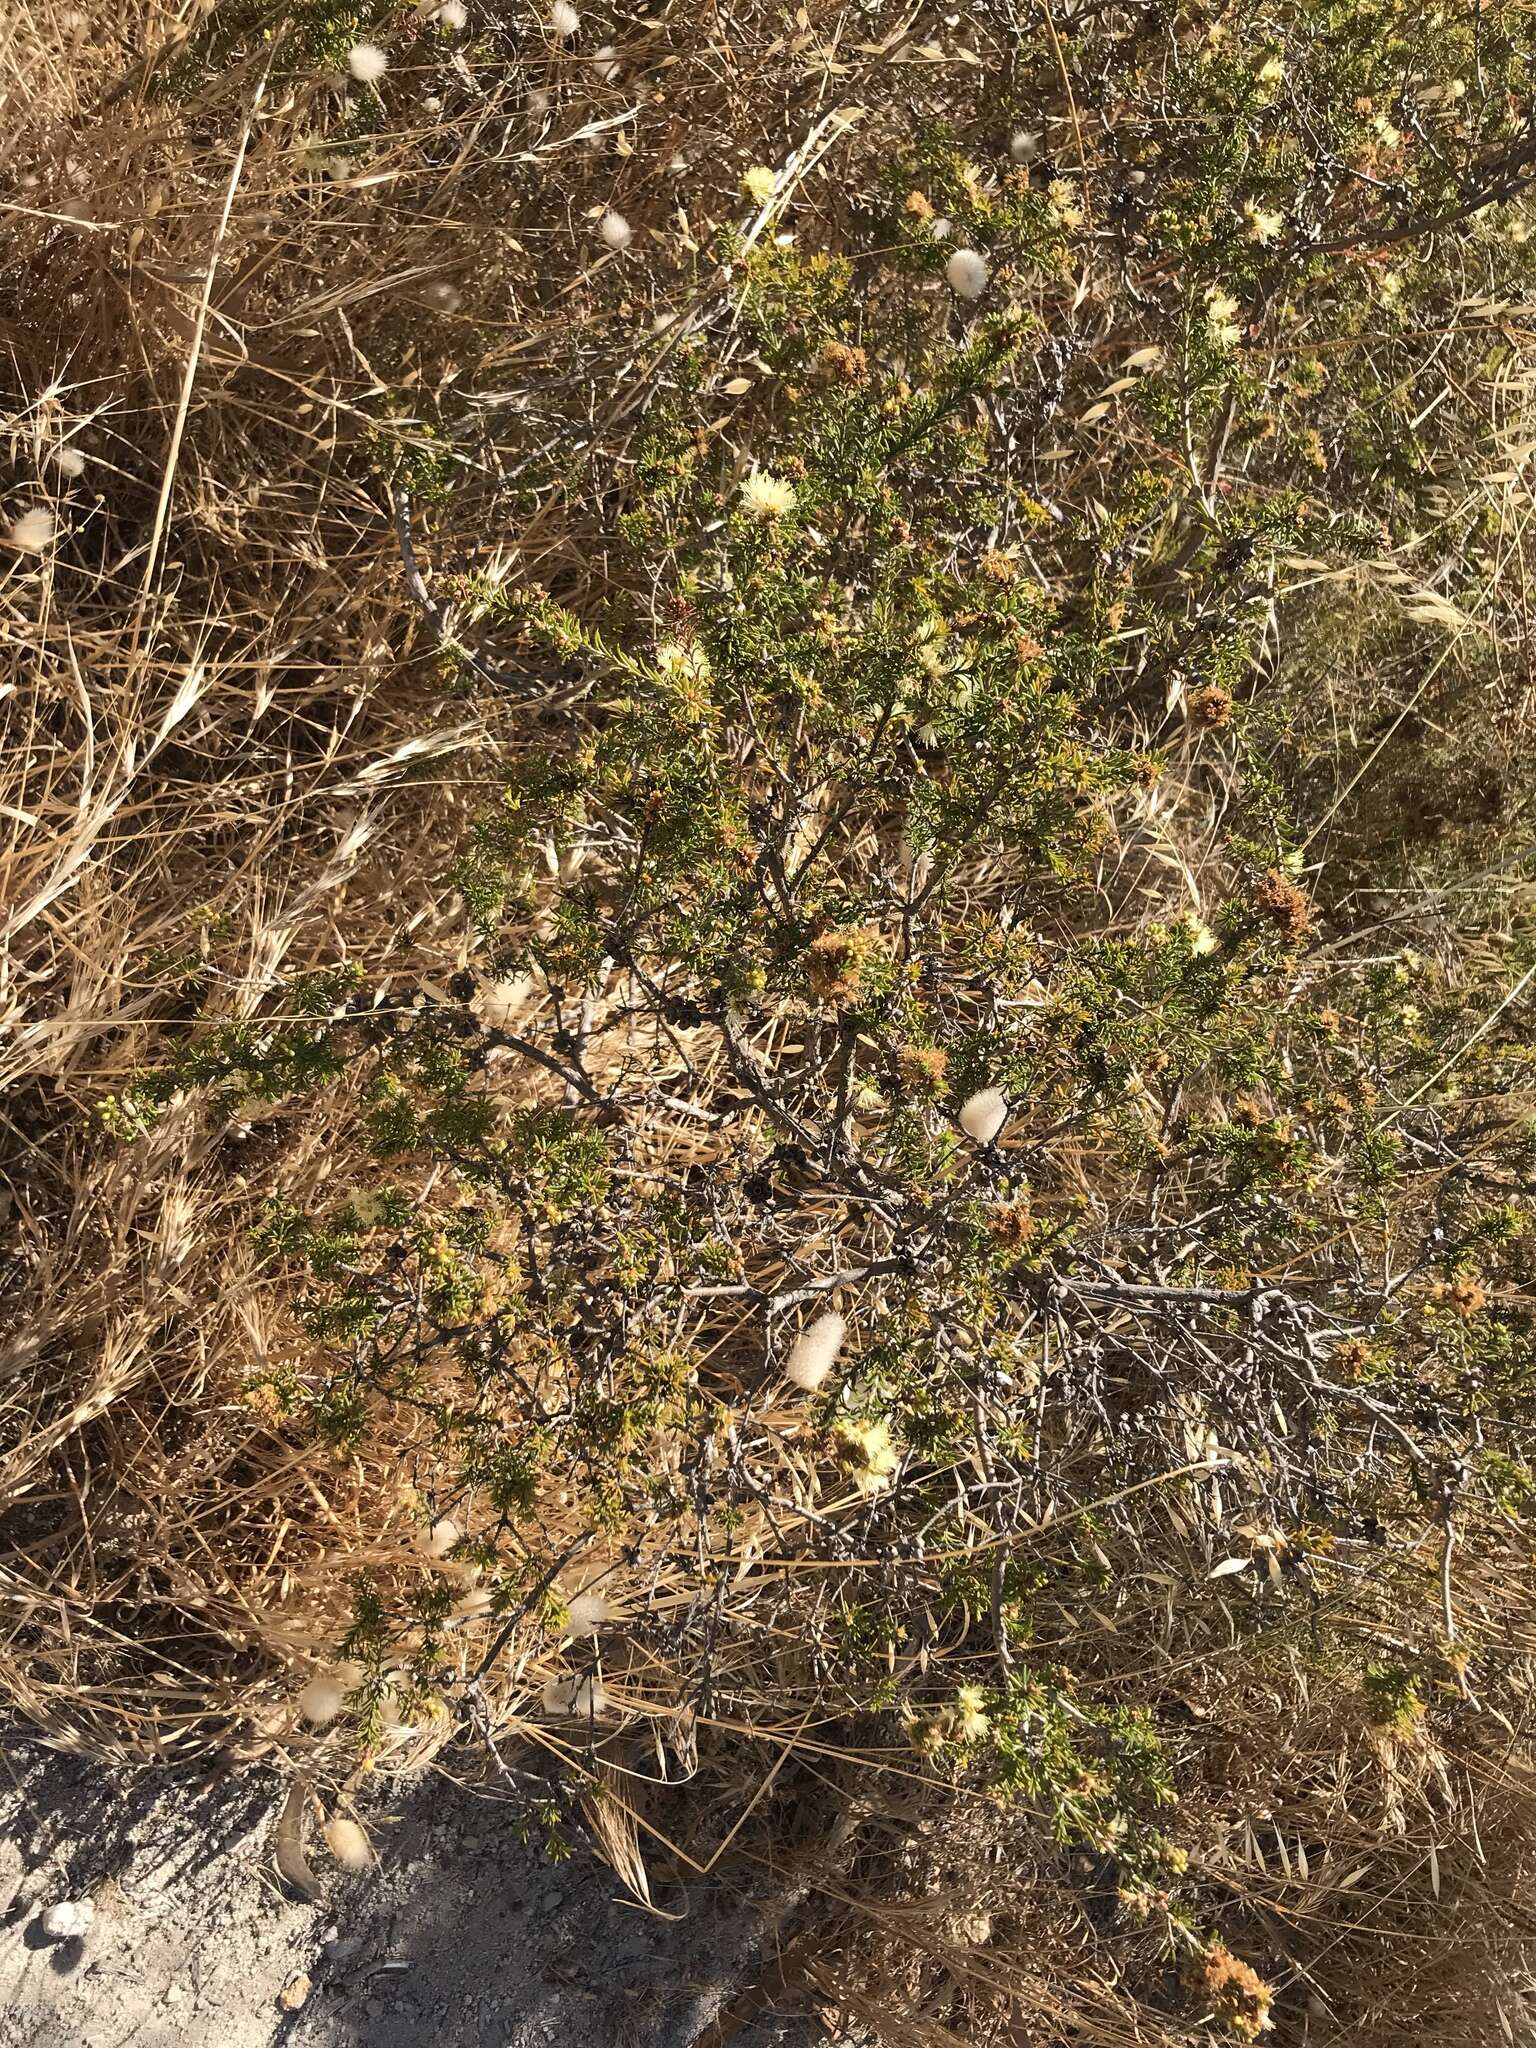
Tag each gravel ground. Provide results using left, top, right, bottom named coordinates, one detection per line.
left=0, top=1742, right=810, bottom=2048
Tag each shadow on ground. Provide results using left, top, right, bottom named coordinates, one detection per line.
left=0, top=1740, right=810, bottom=2048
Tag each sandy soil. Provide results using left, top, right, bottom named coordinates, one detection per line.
left=0, top=1743, right=809, bottom=2048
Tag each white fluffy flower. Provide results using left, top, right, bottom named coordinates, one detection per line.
left=565, top=1589, right=610, bottom=1638
left=1009, top=128, right=1041, bottom=162
left=51, top=446, right=86, bottom=478
left=784, top=1311, right=846, bottom=1392
left=598, top=208, right=632, bottom=250
left=738, top=469, right=796, bottom=520
left=589, top=42, right=620, bottom=80
left=945, top=247, right=989, bottom=299
left=958, top=1086, right=1008, bottom=1145
left=298, top=1670, right=350, bottom=1726
left=422, top=1516, right=460, bottom=1558
left=469, top=973, right=533, bottom=1030
left=542, top=1671, right=608, bottom=1718
left=435, top=0, right=466, bottom=25
left=324, top=1817, right=372, bottom=1870
left=7, top=508, right=54, bottom=552
left=347, top=42, right=388, bottom=83
left=550, top=0, right=579, bottom=33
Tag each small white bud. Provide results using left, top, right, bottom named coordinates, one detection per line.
left=298, top=1672, right=347, bottom=1727
left=783, top=1311, right=846, bottom=1392
left=435, top=0, right=467, bottom=26
left=324, top=1817, right=372, bottom=1871
left=347, top=43, right=389, bottom=83
left=565, top=1589, right=610, bottom=1638
left=1009, top=129, right=1041, bottom=162
left=542, top=1671, right=608, bottom=1718
left=958, top=1086, right=1008, bottom=1144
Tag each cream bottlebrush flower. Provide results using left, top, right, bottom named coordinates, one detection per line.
left=598, top=208, right=632, bottom=250
left=1256, top=52, right=1284, bottom=87
left=958, top=1085, right=1008, bottom=1144
left=565, top=1589, right=610, bottom=1638
left=739, top=469, right=796, bottom=520
left=542, top=1671, right=608, bottom=1717
left=1185, top=917, right=1221, bottom=957
left=831, top=1416, right=900, bottom=1496
left=550, top=0, right=579, bottom=32
left=655, top=639, right=712, bottom=685
left=1047, top=178, right=1084, bottom=230
left=1242, top=200, right=1285, bottom=245
left=6, top=507, right=54, bottom=552
left=1204, top=287, right=1242, bottom=348
left=347, top=42, right=388, bottom=83
left=784, top=1310, right=846, bottom=1392
left=742, top=164, right=777, bottom=204
left=944, top=247, right=989, bottom=299
left=324, top=1817, right=372, bottom=1870
left=952, top=1685, right=990, bottom=1741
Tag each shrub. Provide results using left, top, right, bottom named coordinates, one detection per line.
left=8, top=0, right=1536, bottom=2041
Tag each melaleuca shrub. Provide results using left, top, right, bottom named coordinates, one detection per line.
left=110, top=6, right=1536, bottom=2031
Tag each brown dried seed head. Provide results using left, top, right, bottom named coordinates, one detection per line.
left=1190, top=684, right=1233, bottom=729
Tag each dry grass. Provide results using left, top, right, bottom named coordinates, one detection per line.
left=5, top=3, right=1536, bottom=2044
